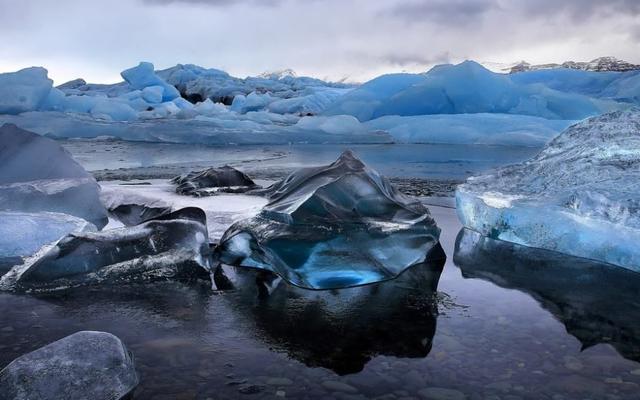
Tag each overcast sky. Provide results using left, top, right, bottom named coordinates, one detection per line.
left=1, top=0, right=639, bottom=84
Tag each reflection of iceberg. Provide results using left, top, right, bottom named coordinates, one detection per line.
left=454, top=229, right=640, bottom=362
left=216, top=252, right=444, bottom=375
left=1, top=208, right=212, bottom=292
left=216, top=151, right=442, bottom=289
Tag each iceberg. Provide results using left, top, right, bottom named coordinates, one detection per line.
left=0, top=111, right=392, bottom=145
left=215, top=254, right=444, bottom=374
left=364, top=113, right=575, bottom=146
left=215, top=151, right=442, bottom=289
left=0, top=67, right=53, bottom=114
left=1, top=207, right=212, bottom=292
left=0, top=124, right=108, bottom=228
left=325, top=61, right=624, bottom=121
left=171, top=166, right=259, bottom=196
left=454, top=229, right=640, bottom=363
left=0, top=331, right=138, bottom=400
left=510, top=68, right=640, bottom=104
left=456, top=109, right=640, bottom=271
left=120, top=62, right=180, bottom=101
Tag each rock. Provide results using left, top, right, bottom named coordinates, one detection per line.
left=266, top=377, right=294, bottom=386
left=0, top=331, right=138, bottom=400
left=418, top=387, right=466, bottom=400
left=171, top=165, right=258, bottom=197
left=237, top=383, right=265, bottom=394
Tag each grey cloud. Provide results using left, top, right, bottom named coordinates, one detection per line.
left=143, top=0, right=281, bottom=7
left=386, top=0, right=497, bottom=25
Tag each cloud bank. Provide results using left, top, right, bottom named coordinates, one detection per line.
left=0, top=0, right=637, bottom=84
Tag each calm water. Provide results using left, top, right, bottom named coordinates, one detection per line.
left=2, top=143, right=639, bottom=399
left=1, top=207, right=639, bottom=399
left=60, top=140, right=540, bottom=180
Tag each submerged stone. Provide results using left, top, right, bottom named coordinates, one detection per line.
left=456, top=109, right=640, bottom=271
left=171, top=165, right=258, bottom=196
left=216, top=150, right=441, bottom=289
left=0, top=331, right=138, bottom=400
left=0, top=207, right=212, bottom=292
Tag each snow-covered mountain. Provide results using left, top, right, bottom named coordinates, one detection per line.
left=508, top=57, right=640, bottom=73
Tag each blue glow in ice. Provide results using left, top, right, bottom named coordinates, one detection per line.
left=216, top=150, right=442, bottom=289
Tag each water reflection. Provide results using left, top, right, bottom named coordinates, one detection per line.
left=454, top=228, right=640, bottom=363
left=216, top=244, right=446, bottom=375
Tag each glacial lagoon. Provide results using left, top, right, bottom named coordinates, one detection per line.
left=1, top=141, right=639, bottom=400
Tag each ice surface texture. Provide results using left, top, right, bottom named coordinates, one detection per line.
left=171, top=165, right=258, bottom=196
left=454, top=229, right=640, bottom=363
left=456, top=109, right=640, bottom=270
left=1, top=207, right=212, bottom=292
left=0, top=124, right=108, bottom=228
left=216, top=151, right=442, bottom=289
left=0, top=331, right=138, bottom=400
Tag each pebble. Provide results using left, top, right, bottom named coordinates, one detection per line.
left=563, top=356, right=583, bottom=371
left=238, top=383, right=265, bottom=394
left=322, top=380, right=359, bottom=394
left=631, top=369, right=640, bottom=376
left=267, top=377, right=294, bottom=386
left=276, top=390, right=286, bottom=397
left=418, top=387, right=467, bottom=400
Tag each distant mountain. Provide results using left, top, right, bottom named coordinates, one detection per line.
left=257, top=69, right=298, bottom=80
left=509, top=57, right=640, bottom=73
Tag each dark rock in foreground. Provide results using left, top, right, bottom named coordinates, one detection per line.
left=171, top=165, right=258, bottom=196
left=216, top=150, right=441, bottom=289
left=0, top=331, right=138, bottom=400
left=0, top=207, right=212, bottom=292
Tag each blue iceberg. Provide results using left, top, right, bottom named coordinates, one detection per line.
left=215, top=150, right=442, bottom=289
left=325, top=61, right=625, bottom=121
left=456, top=109, right=640, bottom=271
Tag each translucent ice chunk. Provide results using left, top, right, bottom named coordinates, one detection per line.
left=216, top=151, right=442, bottom=289
left=0, top=211, right=95, bottom=260
left=1, top=207, right=212, bottom=292
left=0, top=124, right=108, bottom=228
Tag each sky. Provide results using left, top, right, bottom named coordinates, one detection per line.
left=0, top=0, right=639, bottom=84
